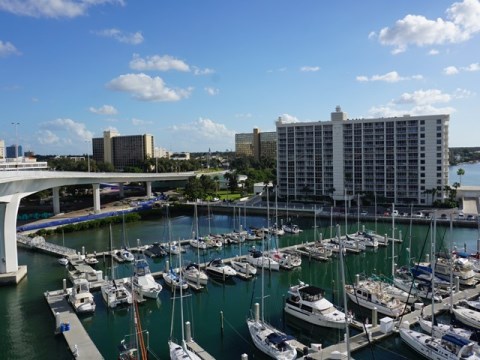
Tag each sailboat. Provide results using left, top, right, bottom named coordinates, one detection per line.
left=101, top=224, right=133, bottom=309
left=182, top=204, right=209, bottom=286
left=131, top=242, right=162, bottom=299
left=58, top=229, right=69, bottom=266
left=168, top=251, right=202, bottom=360
left=119, top=212, right=134, bottom=262
left=247, top=185, right=297, bottom=360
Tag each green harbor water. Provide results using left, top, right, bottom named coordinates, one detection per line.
left=1, top=207, right=479, bottom=360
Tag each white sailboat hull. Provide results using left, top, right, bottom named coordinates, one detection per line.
left=247, top=319, right=297, bottom=360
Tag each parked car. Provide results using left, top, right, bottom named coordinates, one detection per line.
left=414, top=212, right=424, bottom=218
left=360, top=210, right=368, bottom=216
left=457, top=212, right=465, bottom=219
left=440, top=213, right=447, bottom=219
left=467, top=215, right=476, bottom=221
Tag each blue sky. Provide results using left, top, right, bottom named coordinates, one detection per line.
left=0, top=0, right=479, bottom=155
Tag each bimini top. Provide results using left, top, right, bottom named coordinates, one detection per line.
left=267, top=332, right=295, bottom=345
left=442, top=333, right=471, bottom=347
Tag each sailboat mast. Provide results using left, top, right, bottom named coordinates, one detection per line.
left=262, top=185, right=269, bottom=323
left=195, top=203, right=200, bottom=264
left=179, top=249, right=186, bottom=351
left=338, top=224, right=351, bottom=359
left=431, top=218, right=436, bottom=326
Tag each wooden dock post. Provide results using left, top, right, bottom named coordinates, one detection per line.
left=220, top=311, right=224, bottom=333
left=185, top=321, right=192, bottom=343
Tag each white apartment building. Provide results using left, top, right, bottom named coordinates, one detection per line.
left=276, top=106, right=450, bottom=206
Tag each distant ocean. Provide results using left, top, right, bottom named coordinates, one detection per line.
left=449, top=162, right=480, bottom=186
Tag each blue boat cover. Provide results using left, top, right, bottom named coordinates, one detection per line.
left=442, top=333, right=470, bottom=347
left=267, top=332, right=295, bottom=344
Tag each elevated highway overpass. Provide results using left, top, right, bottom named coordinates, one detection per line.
left=0, top=170, right=194, bottom=284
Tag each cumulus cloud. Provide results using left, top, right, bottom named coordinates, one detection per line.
left=0, top=0, right=125, bottom=18
left=106, top=73, right=192, bottom=102
left=129, top=53, right=190, bottom=72
left=89, top=104, right=118, bottom=115
left=277, top=114, right=300, bottom=123
left=372, top=0, right=480, bottom=53
left=39, top=118, right=93, bottom=146
left=167, top=118, right=235, bottom=150
left=204, top=87, right=219, bottom=96
left=94, top=28, right=143, bottom=45
left=0, top=40, right=20, bottom=57
left=131, top=118, right=153, bottom=126
left=300, top=66, right=320, bottom=72
left=443, top=62, right=480, bottom=75
left=366, top=88, right=470, bottom=118
left=428, top=49, right=440, bottom=55
left=356, top=71, right=423, bottom=83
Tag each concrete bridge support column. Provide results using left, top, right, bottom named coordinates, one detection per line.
left=52, top=186, right=61, bottom=215
left=146, top=181, right=152, bottom=198
left=0, top=194, right=27, bottom=284
left=92, top=184, right=101, bottom=213
left=118, top=183, right=124, bottom=198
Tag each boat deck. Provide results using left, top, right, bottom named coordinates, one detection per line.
left=44, top=289, right=103, bottom=359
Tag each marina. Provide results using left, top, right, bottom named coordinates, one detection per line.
left=3, top=205, right=479, bottom=359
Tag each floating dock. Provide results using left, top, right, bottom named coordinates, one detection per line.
left=44, top=289, right=103, bottom=359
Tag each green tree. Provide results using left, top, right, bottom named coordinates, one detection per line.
left=223, top=171, right=238, bottom=193
left=183, top=177, right=204, bottom=201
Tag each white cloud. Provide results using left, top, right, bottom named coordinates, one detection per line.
left=300, top=66, right=320, bottom=72
left=428, top=49, right=439, bottom=55
left=356, top=71, right=423, bottom=83
left=443, top=62, right=480, bottom=75
left=131, top=118, right=153, bottom=126
left=0, top=40, right=20, bottom=57
left=394, top=89, right=451, bottom=105
left=94, top=29, right=143, bottom=45
left=89, top=104, right=118, bottom=115
left=443, top=66, right=459, bottom=75
left=193, top=66, right=215, bottom=75
left=463, top=62, right=480, bottom=71
left=204, top=87, right=219, bottom=96
left=129, top=53, right=190, bottom=72
left=0, top=0, right=124, bottom=18
left=167, top=118, right=235, bottom=150
left=39, top=118, right=93, bottom=145
left=277, top=114, right=300, bottom=123
left=374, top=0, right=480, bottom=53
left=37, top=129, right=59, bottom=145
left=106, top=73, right=192, bottom=102
left=453, top=88, right=474, bottom=98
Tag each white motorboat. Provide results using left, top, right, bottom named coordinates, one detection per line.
left=101, top=279, right=133, bottom=309
left=283, top=222, right=301, bottom=234
left=205, top=258, right=237, bottom=281
left=84, top=254, right=99, bottom=265
left=181, top=263, right=209, bottom=286
left=246, top=248, right=280, bottom=271
left=271, top=223, right=285, bottom=236
left=68, top=278, right=96, bottom=314
left=163, top=268, right=188, bottom=291
left=348, top=232, right=378, bottom=248
left=189, top=239, right=207, bottom=250
left=58, top=257, right=69, bottom=266
left=267, top=249, right=301, bottom=270
left=400, top=326, right=479, bottom=360
left=120, top=248, right=135, bottom=262
left=132, top=258, right=162, bottom=299
left=284, top=281, right=346, bottom=328
left=169, top=340, right=201, bottom=360
left=230, top=258, right=257, bottom=276
left=345, top=281, right=409, bottom=318
left=453, top=306, right=480, bottom=330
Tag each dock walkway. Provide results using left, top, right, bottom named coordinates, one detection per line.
left=44, top=289, right=103, bottom=359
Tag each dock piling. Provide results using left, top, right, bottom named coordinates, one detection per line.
left=55, top=312, right=61, bottom=334
left=241, top=354, right=248, bottom=360
left=372, top=307, right=377, bottom=327
left=185, top=321, right=192, bottom=342
left=63, top=279, right=67, bottom=293
left=220, top=311, right=224, bottom=333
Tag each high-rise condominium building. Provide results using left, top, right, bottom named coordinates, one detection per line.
left=235, top=128, right=277, bottom=161
left=92, top=130, right=154, bottom=170
left=276, top=106, right=450, bottom=205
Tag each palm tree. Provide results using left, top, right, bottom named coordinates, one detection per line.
left=457, top=168, right=465, bottom=186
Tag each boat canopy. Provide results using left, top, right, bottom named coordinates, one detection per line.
left=266, top=332, right=295, bottom=345
left=442, top=333, right=471, bottom=347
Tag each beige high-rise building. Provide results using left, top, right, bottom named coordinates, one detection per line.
left=276, top=106, right=450, bottom=205
left=92, top=131, right=154, bottom=170
left=0, top=140, right=5, bottom=159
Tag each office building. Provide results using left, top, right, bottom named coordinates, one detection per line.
left=235, top=128, right=277, bottom=161
left=92, top=131, right=154, bottom=170
left=276, top=106, right=450, bottom=205
left=6, top=144, right=23, bottom=158
left=0, top=140, right=4, bottom=159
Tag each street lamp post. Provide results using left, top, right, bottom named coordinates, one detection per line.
left=85, top=140, right=91, bottom=172
left=11, top=122, right=19, bottom=160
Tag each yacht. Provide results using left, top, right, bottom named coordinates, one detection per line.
left=345, top=281, right=409, bottom=318
left=181, top=263, right=209, bottom=286
left=452, top=306, right=480, bottom=330
left=246, top=249, right=280, bottom=271
left=189, top=239, right=207, bottom=250
left=267, top=249, right=301, bottom=270
left=412, top=258, right=477, bottom=287
left=132, top=258, right=162, bottom=299
left=84, top=254, right=99, bottom=266
left=283, top=222, right=301, bottom=234
left=230, top=258, right=257, bottom=277
left=101, top=279, right=133, bottom=309
left=68, top=278, right=96, bottom=314
left=418, top=315, right=474, bottom=340
left=400, top=326, right=479, bottom=360
left=284, top=281, right=346, bottom=328
left=205, top=258, right=237, bottom=281
left=144, top=242, right=167, bottom=258
left=247, top=319, right=297, bottom=360
left=58, top=257, right=69, bottom=266
left=120, top=248, right=135, bottom=262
